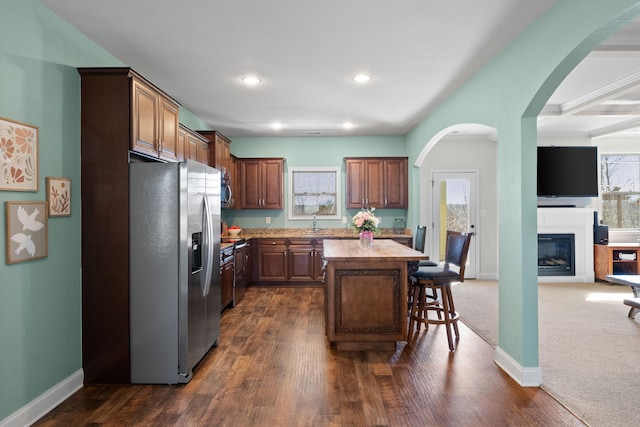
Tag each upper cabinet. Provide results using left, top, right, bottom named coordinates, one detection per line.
left=197, top=131, right=231, bottom=177
left=240, top=158, right=284, bottom=209
left=179, top=124, right=210, bottom=165
left=131, top=76, right=180, bottom=161
left=345, top=157, right=408, bottom=209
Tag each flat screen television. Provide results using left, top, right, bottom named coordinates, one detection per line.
left=537, top=146, right=598, bottom=197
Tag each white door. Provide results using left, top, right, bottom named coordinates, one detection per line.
left=430, top=171, right=478, bottom=278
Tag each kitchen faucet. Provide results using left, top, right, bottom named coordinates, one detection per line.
left=312, top=213, right=318, bottom=233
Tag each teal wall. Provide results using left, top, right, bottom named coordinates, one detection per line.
left=405, top=0, right=640, bottom=369
left=0, top=0, right=121, bottom=420
left=179, top=108, right=211, bottom=133
left=224, top=136, right=409, bottom=230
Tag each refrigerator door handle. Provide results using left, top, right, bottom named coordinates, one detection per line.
left=202, top=195, right=214, bottom=297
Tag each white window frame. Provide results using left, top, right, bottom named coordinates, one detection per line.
left=600, top=151, right=640, bottom=230
left=288, top=166, right=341, bottom=220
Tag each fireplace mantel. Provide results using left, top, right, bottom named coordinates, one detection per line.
left=537, top=207, right=594, bottom=283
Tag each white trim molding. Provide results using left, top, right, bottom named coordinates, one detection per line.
left=494, top=347, right=542, bottom=387
left=0, top=370, right=83, bottom=427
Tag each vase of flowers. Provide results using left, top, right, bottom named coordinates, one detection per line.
left=351, top=208, right=380, bottom=248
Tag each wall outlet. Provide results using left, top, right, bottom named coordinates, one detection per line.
left=266, top=216, right=271, bottom=224
left=342, top=216, right=347, bottom=224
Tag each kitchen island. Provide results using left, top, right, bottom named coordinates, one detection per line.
left=322, top=239, right=428, bottom=350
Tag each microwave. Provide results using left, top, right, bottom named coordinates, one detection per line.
left=221, top=172, right=232, bottom=209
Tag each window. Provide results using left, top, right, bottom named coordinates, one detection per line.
left=600, top=154, right=640, bottom=229
left=288, top=167, right=341, bottom=220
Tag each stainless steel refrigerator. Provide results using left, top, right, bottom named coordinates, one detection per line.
left=129, top=160, right=221, bottom=384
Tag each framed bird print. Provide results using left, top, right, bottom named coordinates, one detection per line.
left=0, top=117, right=39, bottom=192
left=5, top=201, right=48, bottom=264
left=46, top=177, right=71, bottom=217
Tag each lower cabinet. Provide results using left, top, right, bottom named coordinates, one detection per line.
left=251, top=236, right=410, bottom=286
left=257, top=239, right=288, bottom=281
left=221, top=246, right=234, bottom=310
left=254, top=238, right=324, bottom=285
left=288, top=239, right=319, bottom=282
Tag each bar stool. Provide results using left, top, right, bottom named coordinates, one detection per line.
left=408, top=226, right=438, bottom=309
left=407, top=230, right=472, bottom=351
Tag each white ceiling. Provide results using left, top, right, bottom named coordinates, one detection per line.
left=38, top=0, right=640, bottom=139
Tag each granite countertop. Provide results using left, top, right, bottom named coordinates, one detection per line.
left=323, top=239, right=428, bottom=261
left=221, top=228, right=412, bottom=241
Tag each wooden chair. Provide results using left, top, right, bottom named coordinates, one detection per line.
left=407, top=230, right=472, bottom=351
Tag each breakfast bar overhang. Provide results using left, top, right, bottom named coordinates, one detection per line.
left=322, top=239, right=428, bottom=351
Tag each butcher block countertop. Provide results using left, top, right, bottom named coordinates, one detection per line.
left=322, top=239, right=427, bottom=261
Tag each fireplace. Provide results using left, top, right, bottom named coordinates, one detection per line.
left=538, top=233, right=575, bottom=276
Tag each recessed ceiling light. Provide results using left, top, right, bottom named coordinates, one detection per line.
left=353, top=74, right=371, bottom=83
left=271, top=122, right=283, bottom=130
left=242, top=75, right=261, bottom=85
left=343, top=122, right=354, bottom=129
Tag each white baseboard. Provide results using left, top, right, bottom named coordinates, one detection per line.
left=0, top=369, right=83, bottom=427
left=494, top=347, right=542, bottom=387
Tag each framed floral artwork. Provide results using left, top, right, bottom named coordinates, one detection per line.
left=5, top=201, right=48, bottom=264
left=0, top=117, right=39, bottom=191
left=46, top=177, right=71, bottom=217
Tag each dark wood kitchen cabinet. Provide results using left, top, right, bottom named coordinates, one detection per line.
left=288, top=239, right=315, bottom=281
left=179, top=124, right=210, bottom=165
left=240, top=158, right=284, bottom=209
left=345, top=157, right=408, bottom=209
left=253, top=238, right=324, bottom=285
left=78, top=67, right=182, bottom=384
left=382, top=157, right=409, bottom=208
left=131, top=75, right=180, bottom=161
left=256, top=239, right=288, bottom=281
left=197, top=138, right=210, bottom=165
left=198, top=130, right=231, bottom=177
left=288, top=238, right=325, bottom=282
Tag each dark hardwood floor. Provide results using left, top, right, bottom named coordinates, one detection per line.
left=35, top=287, right=584, bottom=426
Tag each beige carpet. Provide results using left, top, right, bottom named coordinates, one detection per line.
left=451, top=280, right=640, bottom=427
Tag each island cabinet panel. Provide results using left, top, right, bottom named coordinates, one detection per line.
left=240, top=158, right=284, bottom=209
left=131, top=76, right=179, bottom=161
left=322, top=239, right=427, bottom=351
left=345, top=157, right=408, bottom=209
left=77, top=67, right=181, bottom=384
